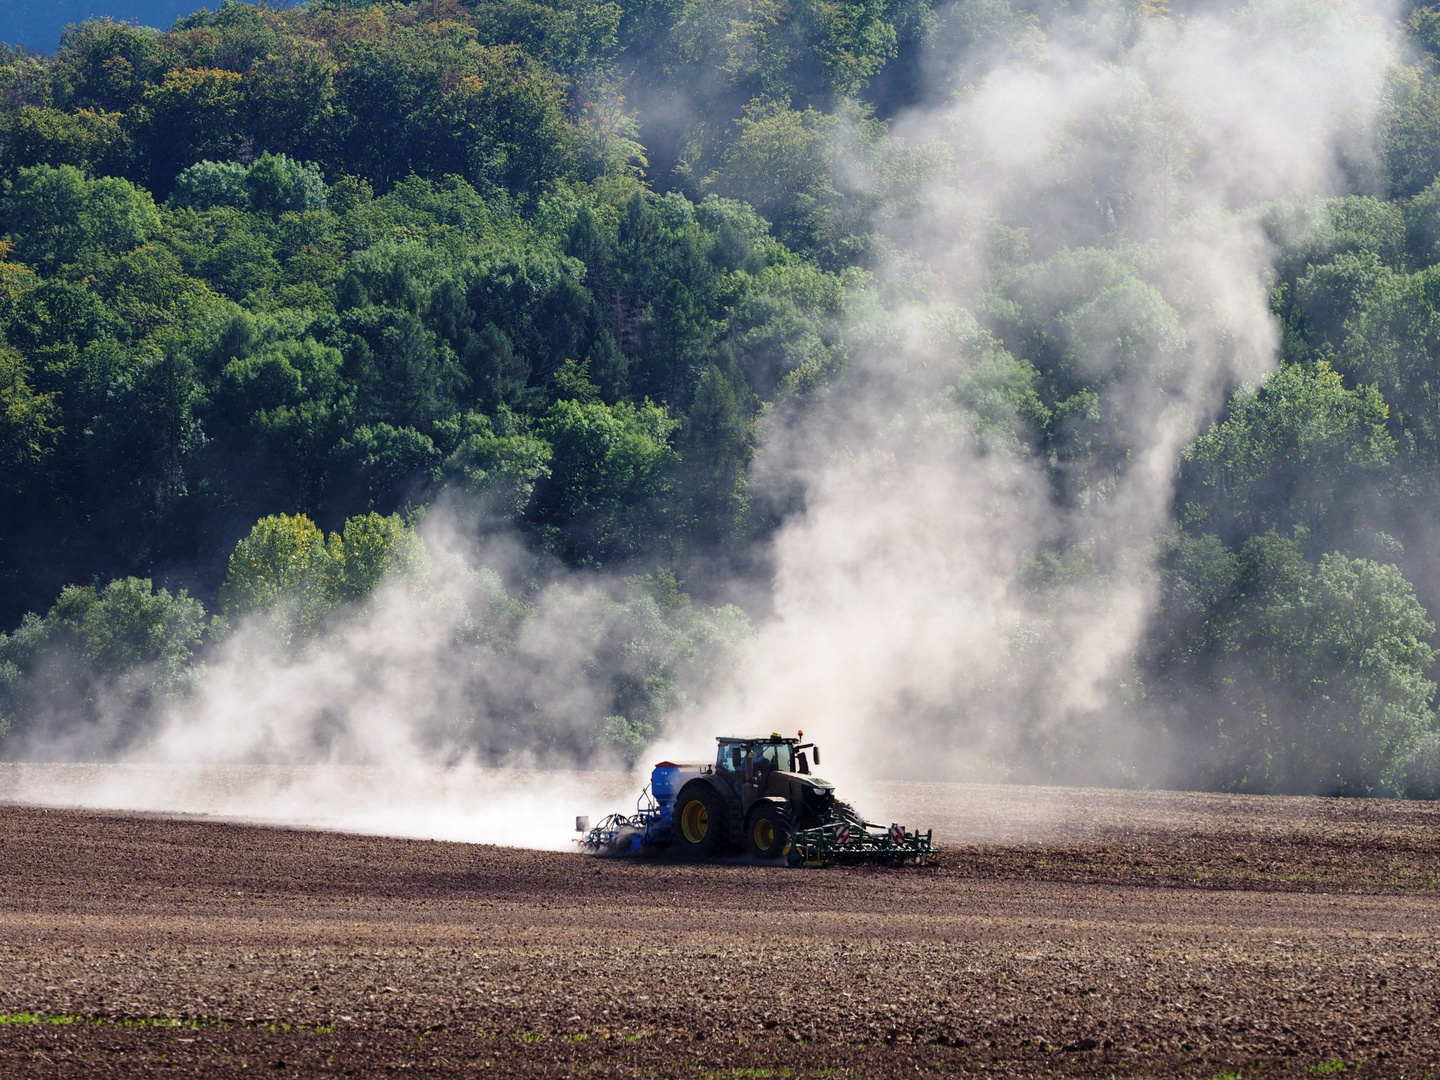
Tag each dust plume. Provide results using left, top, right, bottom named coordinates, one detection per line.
left=2, top=507, right=743, bottom=847
left=660, top=0, right=1398, bottom=791
left=0, top=761, right=638, bottom=849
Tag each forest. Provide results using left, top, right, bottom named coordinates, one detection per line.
left=3, top=0, right=1440, bottom=794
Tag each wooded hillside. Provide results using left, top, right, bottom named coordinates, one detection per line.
left=4, top=0, right=1440, bottom=793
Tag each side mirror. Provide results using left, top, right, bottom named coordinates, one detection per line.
left=731, top=746, right=743, bottom=769
left=797, top=753, right=810, bottom=775
left=813, top=746, right=820, bottom=766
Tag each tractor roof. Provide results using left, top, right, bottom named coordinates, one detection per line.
left=716, top=734, right=798, bottom=744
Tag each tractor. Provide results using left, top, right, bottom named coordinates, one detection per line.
left=577, top=732, right=935, bottom=864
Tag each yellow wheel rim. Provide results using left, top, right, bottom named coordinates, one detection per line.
left=754, top=817, right=776, bottom=852
left=681, top=800, right=710, bottom=843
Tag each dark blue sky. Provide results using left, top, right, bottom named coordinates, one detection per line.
left=1, top=2, right=240, bottom=53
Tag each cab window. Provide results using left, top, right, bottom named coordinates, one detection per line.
left=718, top=743, right=748, bottom=774
left=753, top=743, right=792, bottom=773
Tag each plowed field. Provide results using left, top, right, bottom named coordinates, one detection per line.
left=4, top=776, right=1440, bottom=1078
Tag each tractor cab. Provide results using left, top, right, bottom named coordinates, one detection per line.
left=714, top=733, right=820, bottom=798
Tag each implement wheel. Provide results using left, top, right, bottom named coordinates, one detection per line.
left=746, top=802, right=796, bottom=861
left=673, top=783, right=726, bottom=857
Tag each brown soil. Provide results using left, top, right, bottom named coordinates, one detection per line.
left=4, top=785, right=1440, bottom=1078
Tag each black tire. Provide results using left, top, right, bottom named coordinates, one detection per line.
left=746, top=801, right=797, bottom=860
left=673, top=783, right=727, bottom=857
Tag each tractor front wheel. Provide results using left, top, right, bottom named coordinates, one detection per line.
left=673, top=784, right=726, bottom=857
left=746, top=802, right=796, bottom=861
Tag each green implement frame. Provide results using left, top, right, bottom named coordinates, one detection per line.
left=786, top=822, right=935, bottom=866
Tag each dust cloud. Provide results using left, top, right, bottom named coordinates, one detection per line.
left=661, top=0, right=1397, bottom=791
left=0, top=762, right=637, bottom=849
left=5, top=515, right=674, bottom=848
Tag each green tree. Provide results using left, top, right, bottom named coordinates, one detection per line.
left=991, top=246, right=1189, bottom=508
left=0, top=577, right=206, bottom=754
left=1333, top=264, right=1440, bottom=462
left=333, top=32, right=578, bottom=197
left=330, top=423, right=441, bottom=514
left=439, top=410, right=554, bottom=519
left=244, top=152, right=327, bottom=214
left=0, top=346, right=58, bottom=473
left=2, top=105, right=132, bottom=177
left=1405, top=176, right=1440, bottom=267
left=141, top=67, right=244, bottom=191
left=335, top=512, right=427, bottom=600
left=1181, top=362, right=1395, bottom=547
left=679, top=364, right=751, bottom=545
left=2, top=165, right=160, bottom=274
left=83, top=349, right=206, bottom=543
left=468, top=0, right=622, bottom=74
left=1380, top=65, right=1440, bottom=198
left=704, top=100, right=843, bottom=255
left=185, top=212, right=283, bottom=297
left=203, top=335, right=346, bottom=513
left=340, top=306, right=461, bottom=428
left=1151, top=533, right=1438, bottom=795
left=219, top=511, right=427, bottom=636
left=1290, top=252, right=1392, bottom=356
left=635, top=278, right=718, bottom=400
left=48, top=20, right=163, bottom=114
left=169, top=160, right=250, bottom=210
left=219, top=513, right=341, bottom=634
left=533, top=397, right=680, bottom=560
left=45, top=577, right=207, bottom=691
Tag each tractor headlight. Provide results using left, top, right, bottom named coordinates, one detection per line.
left=810, top=786, right=827, bottom=796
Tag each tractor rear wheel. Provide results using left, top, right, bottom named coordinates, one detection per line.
left=673, top=783, right=726, bottom=857
left=746, top=802, right=797, bottom=861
